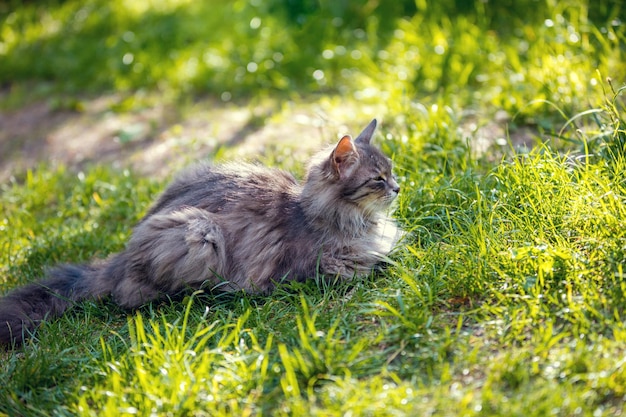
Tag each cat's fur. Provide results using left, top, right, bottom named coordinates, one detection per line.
left=0, top=119, right=400, bottom=346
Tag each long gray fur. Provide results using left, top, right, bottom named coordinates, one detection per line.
left=0, top=119, right=400, bottom=346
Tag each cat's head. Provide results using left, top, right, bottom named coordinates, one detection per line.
left=304, top=119, right=399, bottom=219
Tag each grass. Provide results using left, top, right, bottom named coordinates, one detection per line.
left=1, top=0, right=626, bottom=416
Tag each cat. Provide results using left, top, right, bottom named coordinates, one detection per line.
left=0, top=119, right=400, bottom=346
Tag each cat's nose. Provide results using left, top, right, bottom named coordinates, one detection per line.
left=389, top=178, right=400, bottom=194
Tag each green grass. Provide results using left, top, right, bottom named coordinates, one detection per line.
left=2, top=0, right=626, bottom=416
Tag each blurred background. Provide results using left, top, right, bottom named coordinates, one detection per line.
left=0, top=0, right=624, bottom=177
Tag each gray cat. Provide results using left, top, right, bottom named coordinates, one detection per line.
left=0, top=119, right=400, bottom=346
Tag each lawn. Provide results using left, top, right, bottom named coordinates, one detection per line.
left=1, top=0, right=626, bottom=415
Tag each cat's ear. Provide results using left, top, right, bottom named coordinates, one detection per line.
left=332, top=135, right=359, bottom=178
left=354, top=119, right=377, bottom=145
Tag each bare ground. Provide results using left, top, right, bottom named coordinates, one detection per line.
left=0, top=95, right=537, bottom=184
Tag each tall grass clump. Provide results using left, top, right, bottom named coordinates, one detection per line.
left=370, top=86, right=626, bottom=414
left=73, top=300, right=273, bottom=417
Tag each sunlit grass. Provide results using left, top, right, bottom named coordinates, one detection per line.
left=1, top=0, right=626, bottom=415
left=3, top=89, right=625, bottom=415
left=1, top=0, right=623, bottom=118
left=74, top=302, right=273, bottom=416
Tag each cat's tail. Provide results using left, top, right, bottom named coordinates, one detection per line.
left=0, top=263, right=111, bottom=346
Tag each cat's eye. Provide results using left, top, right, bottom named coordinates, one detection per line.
left=374, top=175, right=387, bottom=182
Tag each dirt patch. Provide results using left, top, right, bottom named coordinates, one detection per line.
left=0, top=96, right=344, bottom=182
left=0, top=96, right=537, bottom=183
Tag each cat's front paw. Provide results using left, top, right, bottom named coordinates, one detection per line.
left=319, top=257, right=358, bottom=280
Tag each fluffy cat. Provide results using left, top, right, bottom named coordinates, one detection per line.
left=0, top=119, right=400, bottom=346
